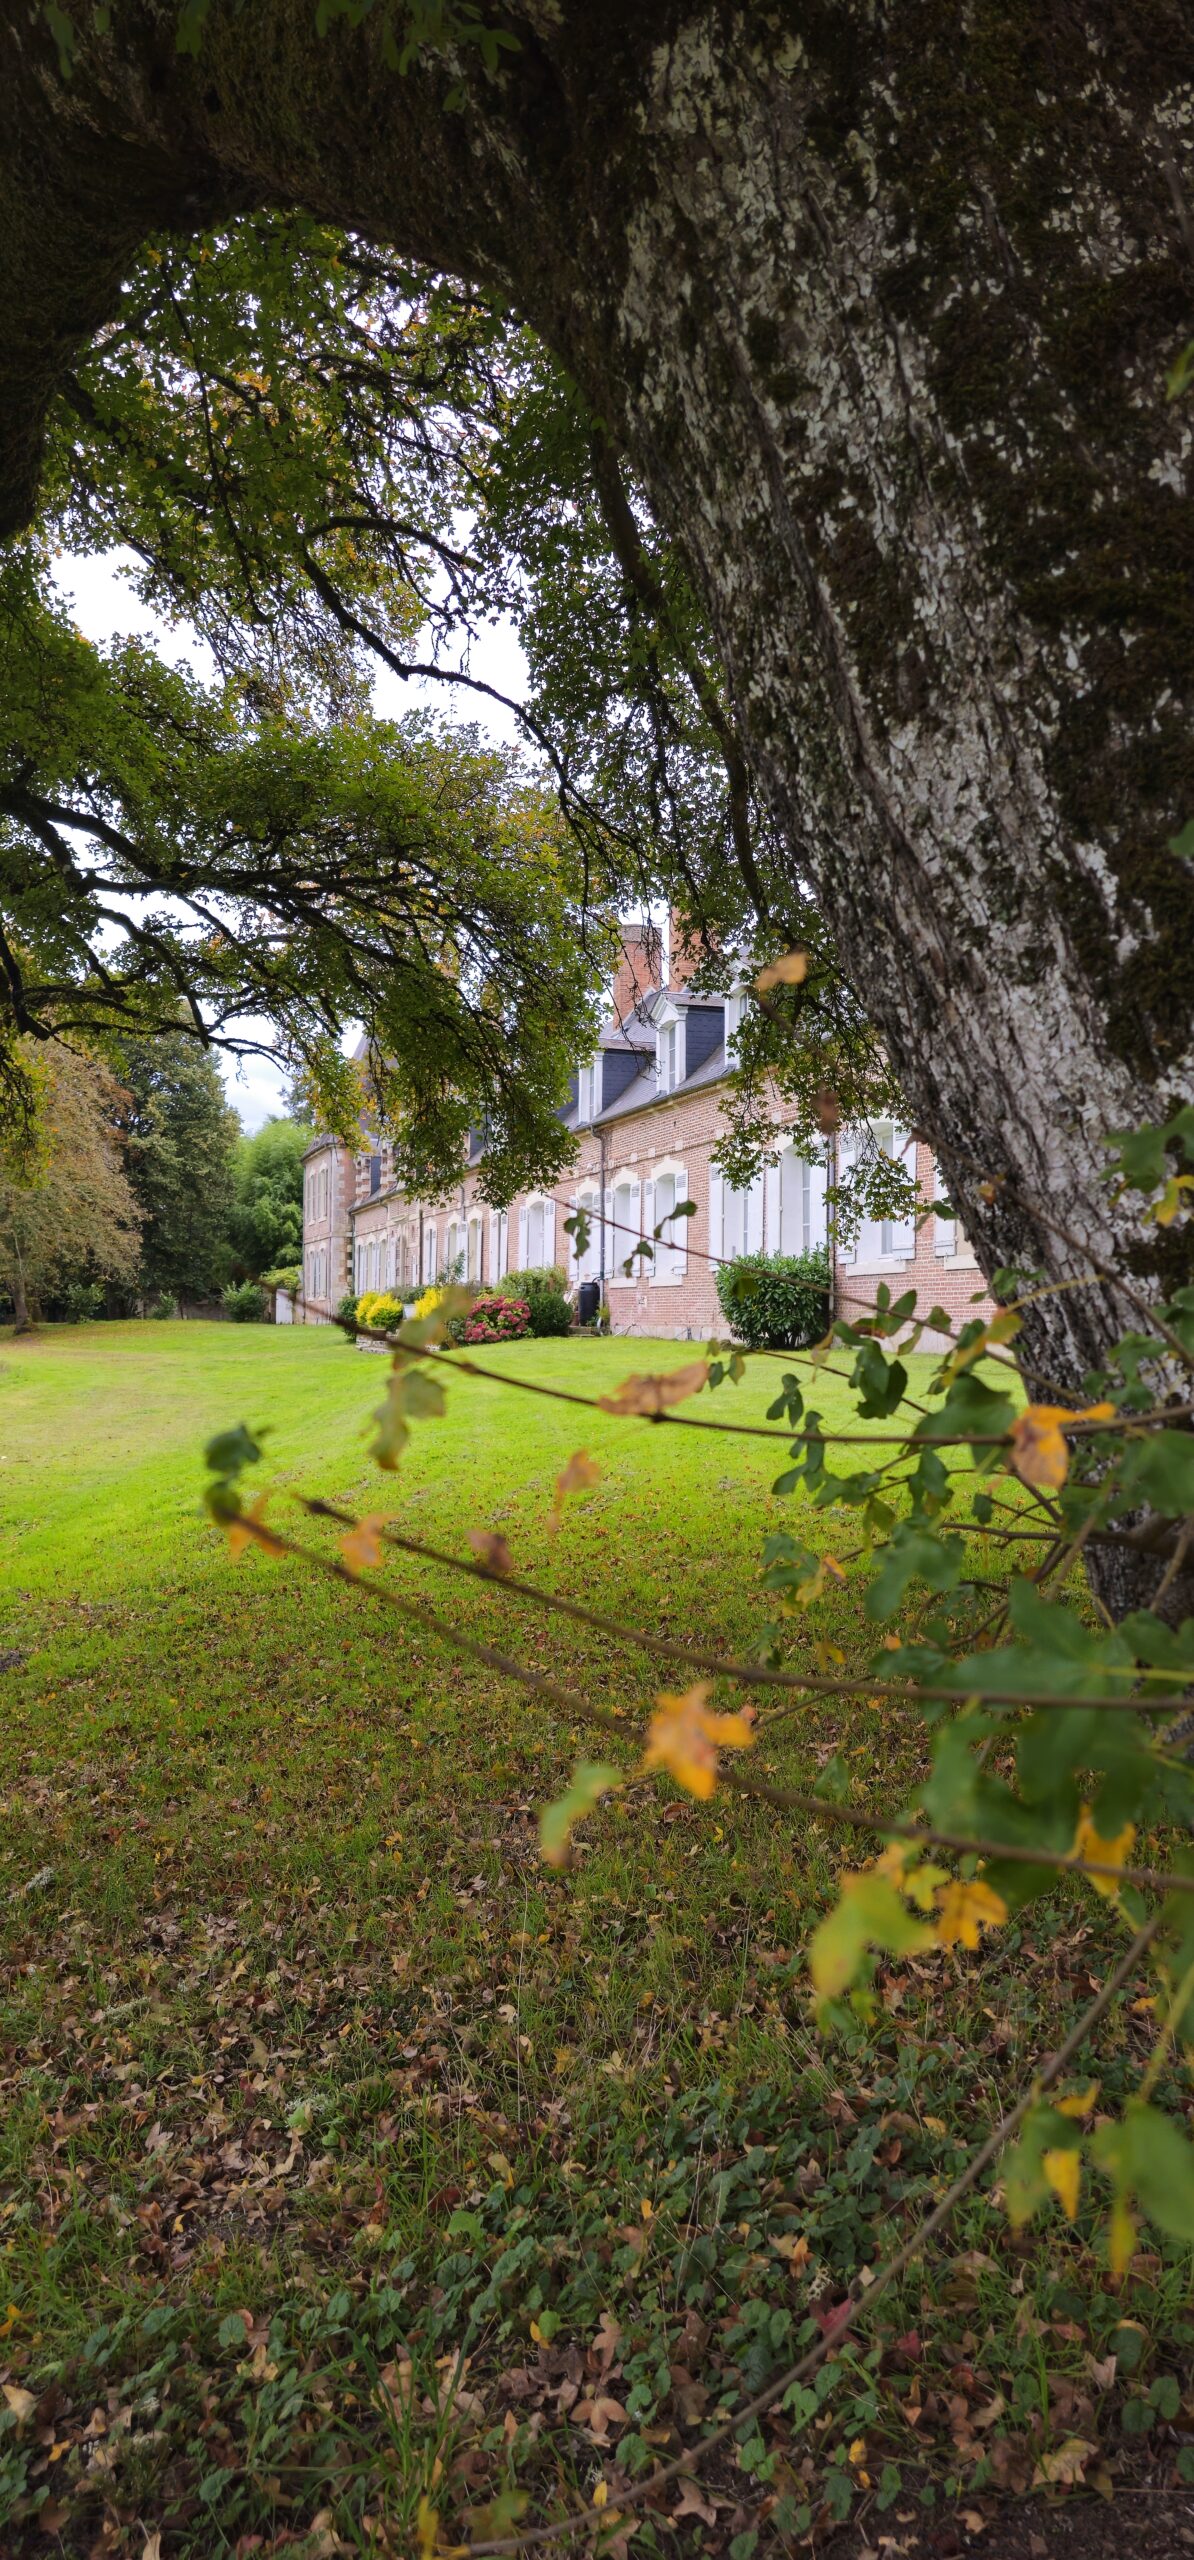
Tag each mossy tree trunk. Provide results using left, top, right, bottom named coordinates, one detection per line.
left=2, top=2, right=1192, bottom=1440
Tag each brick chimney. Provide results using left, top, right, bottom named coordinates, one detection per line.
left=667, top=907, right=713, bottom=989
left=610, top=920, right=663, bottom=1025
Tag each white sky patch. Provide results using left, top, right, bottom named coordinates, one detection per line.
left=47, top=549, right=531, bottom=1129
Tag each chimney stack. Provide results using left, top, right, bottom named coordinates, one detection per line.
left=610, top=920, right=663, bottom=1026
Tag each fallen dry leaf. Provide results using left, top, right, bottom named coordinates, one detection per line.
left=672, top=2479, right=719, bottom=2525
left=1032, top=2434, right=1098, bottom=2488
left=599, top=1360, right=709, bottom=1417
left=466, top=1527, right=514, bottom=1576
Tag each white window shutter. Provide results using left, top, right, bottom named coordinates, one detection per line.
left=708, top=1165, right=723, bottom=1267
left=837, top=1137, right=857, bottom=1265
left=764, top=1158, right=780, bottom=1252
left=747, top=1173, right=764, bottom=1254
left=489, top=1210, right=499, bottom=1280
left=546, top=1197, right=557, bottom=1270
left=673, top=1169, right=688, bottom=1275
left=927, top=1162, right=958, bottom=1259
left=889, top=1129, right=917, bottom=1254
left=643, top=1175, right=655, bottom=1277
left=517, top=1202, right=528, bottom=1268
left=808, top=1150, right=828, bottom=1255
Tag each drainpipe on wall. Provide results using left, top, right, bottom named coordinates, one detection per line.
left=598, top=1124, right=608, bottom=1303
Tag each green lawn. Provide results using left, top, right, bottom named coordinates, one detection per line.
left=0, top=1323, right=1188, bottom=2555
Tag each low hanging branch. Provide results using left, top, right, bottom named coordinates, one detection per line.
left=204, top=1106, right=1194, bottom=2550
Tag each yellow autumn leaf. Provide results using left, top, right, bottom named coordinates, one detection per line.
left=933, top=1878, right=1008, bottom=1949
left=1009, top=1401, right=1116, bottom=1491
left=1073, top=1808, right=1136, bottom=1898
left=1108, top=2199, right=1137, bottom=2277
left=225, top=1494, right=283, bottom=1563
left=339, top=1513, right=390, bottom=1573
left=755, top=949, right=809, bottom=992
left=641, top=1683, right=756, bottom=1800
left=1043, top=2147, right=1082, bottom=2220
left=555, top=1449, right=601, bottom=1499
left=1056, top=2081, right=1099, bottom=2118
left=599, top=1359, right=709, bottom=1417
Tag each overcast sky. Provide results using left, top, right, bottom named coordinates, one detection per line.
left=52, top=548, right=531, bottom=1130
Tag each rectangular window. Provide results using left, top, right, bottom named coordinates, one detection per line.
left=657, top=1023, right=677, bottom=1093
left=610, top=1178, right=639, bottom=1279
left=577, top=1060, right=599, bottom=1121
left=651, top=1170, right=688, bottom=1281
left=526, top=1199, right=545, bottom=1269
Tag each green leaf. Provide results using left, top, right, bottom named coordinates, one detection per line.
left=864, top=1522, right=963, bottom=1621
left=539, top=1762, right=623, bottom=1868
left=1093, top=2103, right=1194, bottom=2244
left=809, top=1873, right=934, bottom=1998
left=853, top=1338, right=908, bottom=1419
left=1120, top=1429, right=1194, bottom=1518
left=205, top=1421, right=264, bottom=1478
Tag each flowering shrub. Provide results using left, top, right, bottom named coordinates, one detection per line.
left=356, top=1290, right=405, bottom=1332
left=462, top=1293, right=531, bottom=1344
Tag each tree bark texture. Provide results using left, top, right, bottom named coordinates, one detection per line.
left=2, top=1, right=1192, bottom=1418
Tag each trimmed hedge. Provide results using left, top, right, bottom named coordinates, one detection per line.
left=714, top=1246, right=830, bottom=1351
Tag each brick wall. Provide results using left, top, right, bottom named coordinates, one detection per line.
left=306, top=1098, right=995, bottom=1347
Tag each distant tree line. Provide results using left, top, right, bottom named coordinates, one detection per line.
left=0, top=1029, right=309, bottom=1330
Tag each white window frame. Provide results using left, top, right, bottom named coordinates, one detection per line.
left=576, top=1057, right=600, bottom=1123
left=646, top=1159, right=689, bottom=1285
left=522, top=1193, right=555, bottom=1272
left=655, top=1007, right=684, bottom=1095
left=467, top=1211, right=485, bottom=1285
left=840, top=1123, right=917, bottom=1274
left=569, top=1183, right=601, bottom=1284
left=607, top=1174, right=642, bottom=1285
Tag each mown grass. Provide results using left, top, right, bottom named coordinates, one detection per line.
left=0, top=1322, right=1190, bottom=2556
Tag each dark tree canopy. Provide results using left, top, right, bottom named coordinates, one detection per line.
left=116, top=1027, right=239, bottom=1303
left=1, top=0, right=1192, bottom=1423
left=228, top=1116, right=307, bottom=1280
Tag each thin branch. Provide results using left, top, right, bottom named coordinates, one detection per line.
left=228, top=1512, right=1194, bottom=1891
left=298, top=1499, right=1194, bottom=1715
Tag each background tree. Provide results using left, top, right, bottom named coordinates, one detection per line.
left=0, top=544, right=612, bottom=1199
left=0, top=1039, right=140, bottom=1329
left=2, top=0, right=1190, bottom=1448
left=116, top=1029, right=239, bottom=1306
left=228, top=1119, right=306, bottom=1280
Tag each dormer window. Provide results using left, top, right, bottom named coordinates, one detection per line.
left=576, top=1057, right=600, bottom=1122
left=656, top=1016, right=683, bottom=1093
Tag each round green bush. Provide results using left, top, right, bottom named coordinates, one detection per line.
left=222, top=1279, right=265, bottom=1323
left=714, top=1247, right=830, bottom=1350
